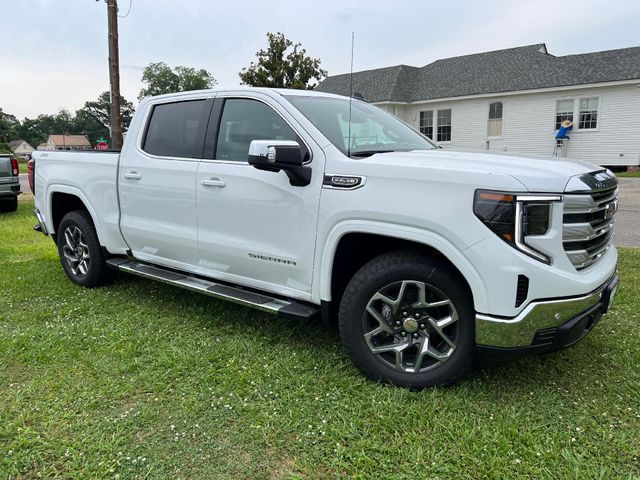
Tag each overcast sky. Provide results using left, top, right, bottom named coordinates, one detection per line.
left=1, top=0, right=639, bottom=119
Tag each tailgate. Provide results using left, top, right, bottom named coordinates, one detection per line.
left=0, top=156, right=11, bottom=177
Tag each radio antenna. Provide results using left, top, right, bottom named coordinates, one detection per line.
left=347, top=31, right=354, bottom=157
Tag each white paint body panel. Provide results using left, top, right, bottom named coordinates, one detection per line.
left=33, top=87, right=618, bottom=320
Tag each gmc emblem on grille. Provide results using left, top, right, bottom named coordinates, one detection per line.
left=604, top=200, right=618, bottom=220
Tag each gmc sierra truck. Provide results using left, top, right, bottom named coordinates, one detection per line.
left=0, top=153, right=20, bottom=212
left=31, top=88, right=619, bottom=389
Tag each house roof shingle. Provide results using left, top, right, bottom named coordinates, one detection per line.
left=316, top=44, right=640, bottom=103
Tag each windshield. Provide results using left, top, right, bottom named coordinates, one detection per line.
left=285, top=95, right=437, bottom=157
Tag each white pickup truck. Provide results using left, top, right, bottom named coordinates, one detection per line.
left=31, top=88, right=619, bottom=389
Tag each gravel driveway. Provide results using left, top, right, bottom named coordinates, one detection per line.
left=19, top=173, right=28, bottom=192
left=615, top=178, right=640, bottom=248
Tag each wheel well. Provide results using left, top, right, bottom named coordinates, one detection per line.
left=329, top=232, right=474, bottom=313
left=51, top=193, right=89, bottom=242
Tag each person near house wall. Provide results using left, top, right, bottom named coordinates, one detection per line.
left=556, top=119, right=573, bottom=141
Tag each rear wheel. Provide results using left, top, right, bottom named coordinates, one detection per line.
left=57, top=210, right=115, bottom=287
left=339, top=251, right=474, bottom=389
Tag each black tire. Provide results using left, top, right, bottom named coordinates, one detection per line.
left=0, top=196, right=18, bottom=212
left=339, top=250, right=475, bottom=389
left=57, top=210, right=115, bottom=287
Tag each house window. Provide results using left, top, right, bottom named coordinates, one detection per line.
left=419, top=110, right=433, bottom=139
left=555, top=99, right=574, bottom=130
left=487, top=101, right=503, bottom=137
left=437, top=109, right=451, bottom=142
left=578, top=97, right=598, bottom=129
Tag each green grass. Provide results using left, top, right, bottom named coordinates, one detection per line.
left=18, top=162, right=28, bottom=175
left=616, top=171, right=640, bottom=178
left=1, top=200, right=639, bottom=479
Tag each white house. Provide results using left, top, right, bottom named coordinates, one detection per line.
left=8, top=139, right=34, bottom=158
left=316, top=44, right=640, bottom=167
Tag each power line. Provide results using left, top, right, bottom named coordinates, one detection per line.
left=118, top=0, right=132, bottom=18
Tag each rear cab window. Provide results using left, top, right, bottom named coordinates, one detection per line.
left=143, top=100, right=208, bottom=158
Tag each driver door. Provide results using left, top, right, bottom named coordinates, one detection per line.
left=196, top=95, right=324, bottom=300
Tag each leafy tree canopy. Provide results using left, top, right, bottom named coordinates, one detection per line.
left=138, top=62, right=217, bottom=100
left=239, top=32, right=327, bottom=90
left=77, top=91, right=135, bottom=138
left=0, top=108, right=20, bottom=143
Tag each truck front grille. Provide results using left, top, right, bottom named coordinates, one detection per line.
left=562, top=186, right=617, bottom=270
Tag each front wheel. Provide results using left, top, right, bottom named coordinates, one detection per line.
left=339, top=251, right=475, bottom=389
left=57, top=210, right=115, bottom=287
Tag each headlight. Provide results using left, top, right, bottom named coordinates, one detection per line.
left=474, top=190, right=562, bottom=264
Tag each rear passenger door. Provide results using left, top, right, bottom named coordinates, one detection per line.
left=119, top=97, right=213, bottom=270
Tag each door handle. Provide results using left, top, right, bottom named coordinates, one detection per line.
left=123, top=171, right=142, bottom=180
left=201, top=177, right=226, bottom=188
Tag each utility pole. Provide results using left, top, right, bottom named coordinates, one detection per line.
left=106, top=0, right=123, bottom=149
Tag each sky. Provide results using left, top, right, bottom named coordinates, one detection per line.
left=1, top=0, right=639, bottom=119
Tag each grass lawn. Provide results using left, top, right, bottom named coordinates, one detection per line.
left=18, top=162, right=28, bottom=175
left=617, top=171, right=640, bottom=178
left=1, top=199, right=639, bottom=479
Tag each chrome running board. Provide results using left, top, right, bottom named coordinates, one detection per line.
left=106, top=258, right=319, bottom=321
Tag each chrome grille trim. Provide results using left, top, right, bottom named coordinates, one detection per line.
left=562, top=217, right=615, bottom=243
left=562, top=185, right=617, bottom=270
left=563, top=188, right=618, bottom=213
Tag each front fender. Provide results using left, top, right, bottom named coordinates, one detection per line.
left=313, top=220, right=488, bottom=312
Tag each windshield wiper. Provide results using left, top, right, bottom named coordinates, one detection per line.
left=350, top=150, right=396, bottom=158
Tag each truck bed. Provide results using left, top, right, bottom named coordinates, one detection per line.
left=32, top=149, right=128, bottom=254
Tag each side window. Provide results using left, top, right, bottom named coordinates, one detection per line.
left=578, top=97, right=598, bottom=130
left=555, top=99, right=574, bottom=131
left=487, top=101, right=503, bottom=137
left=436, top=109, right=452, bottom=142
left=419, top=110, right=434, bottom=139
left=215, top=99, right=299, bottom=161
left=143, top=100, right=206, bottom=158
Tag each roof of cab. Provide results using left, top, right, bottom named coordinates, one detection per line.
left=139, top=87, right=348, bottom=103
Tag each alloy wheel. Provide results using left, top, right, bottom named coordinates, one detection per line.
left=363, top=280, right=460, bottom=373
left=62, top=226, right=91, bottom=276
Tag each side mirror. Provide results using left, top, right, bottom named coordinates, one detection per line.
left=248, top=140, right=311, bottom=187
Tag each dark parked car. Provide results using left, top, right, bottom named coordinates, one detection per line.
left=0, top=154, right=21, bottom=212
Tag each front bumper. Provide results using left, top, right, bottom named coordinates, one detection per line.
left=475, top=275, right=619, bottom=352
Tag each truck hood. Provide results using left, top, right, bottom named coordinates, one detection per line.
left=366, top=149, right=605, bottom=193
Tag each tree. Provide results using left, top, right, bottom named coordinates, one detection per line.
left=76, top=91, right=135, bottom=142
left=239, top=32, right=327, bottom=90
left=0, top=108, right=19, bottom=143
left=0, top=91, right=135, bottom=150
left=72, top=109, right=109, bottom=145
left=15, top=116, right=55, bottom=149
left=138, top=62, right=217, bottom=100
